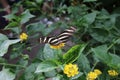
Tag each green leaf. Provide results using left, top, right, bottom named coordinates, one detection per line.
left=83, top=0, right=97, bottom=2
left=92, top=45, right=120, bottom=71
left=5, top=22, right=18, bottom=29
left=90, top=28, right=109, bottom=42
left=0, top=39, right=21, bottom=57
left=3, top=13, right=16, bottom=21
left=20, top=10, right=35, bottom=24
left=0, top=67, right=15, bottom=80
left=6, top=27, right=20, bottom=34
left=83, top=12, right=97, bottom=24
left=115, top=16, right=120, bottom=30
left=91, top=45, right=111, bottom=63
left=44, top=70, right=57, bottom=77
left=26, top=22, right=46, bottom=35
left=63, top=44, right=87, bottom=63
left=43, top=44, right=62, bottom=60
left=25, top=63, right=38, bottom=80
left=108, top=53, right=120, bottom=71
left=77, top=54, right=91, bottom=72
left=35, top=60, right=58, bottom=73
left=0, top=34, right=8, bottom=45
left=26, top=22, right=56, bottom=36
left=42, top=26, right=56, bottom=36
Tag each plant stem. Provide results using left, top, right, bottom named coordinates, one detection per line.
left=107, top=38, right=120, bottom=50
left=0, top=63, right=25, bottom=68
left=91, top=62, right=98, bottom=71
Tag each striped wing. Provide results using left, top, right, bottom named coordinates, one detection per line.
left=39, top=26, right=76, bottom=45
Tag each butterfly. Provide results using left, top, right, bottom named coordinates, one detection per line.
left=39, top=26, right=77, bottom=45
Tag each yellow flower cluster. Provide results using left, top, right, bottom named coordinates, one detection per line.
left=50, top=43, right=65, bottom=49
left=108, top=70, right=118, bottom=77
left=63, top=63, right=79, bottom=77
left=94, top=69, right=102, bottom=75
left=20, top=33, right=28, bottom=41
left=87, top=69, right=102, bottom=80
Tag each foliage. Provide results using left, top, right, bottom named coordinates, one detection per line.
left=0, top=0, right=120, bottom=80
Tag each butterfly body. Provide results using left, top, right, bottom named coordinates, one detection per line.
left=39, top=27, right=76, bottom=45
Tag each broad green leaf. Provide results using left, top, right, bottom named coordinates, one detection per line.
left=37, top=47, right=45, bottom=61
left=63, top=44, right=86, bottom=63
left=83, top=12, right=97, bottom=24
left=25, top=63, right=39, bottom=80
left=6, top=27, right=20, bottom=34
left=20, top=10, right=35, bottom=24
left=83, top=0, right=97, bottom=2
left=91, top=45, right=111, bottom=63
left=0, top=68, right=15, bottom=80
left=26, top=22, right=46, bottom=35
left=0, top=39, right=21, bottom=57
left=0, top=34, right=8, bottom=45
left=35, top=60, right=58, bottom=73
left=3, top=13, right=16, bottom=21
left=44, top=70, right=57, bottom=77
left=77, top=54, right=91, bottom=72
left=26, top=22, right=56, bottom=36
left=42, top=26, right=56, bottom=36
left=90, top=28, right=109, bottom=42
left=92, top=45, right=120, bottom=71
left=43, top=44, right=62, bottom=60
left=108, top=53, right=120, bottom=71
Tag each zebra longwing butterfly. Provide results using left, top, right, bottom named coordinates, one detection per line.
left=39, top=27, right=76, bottom=45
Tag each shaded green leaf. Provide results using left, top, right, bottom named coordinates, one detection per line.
left=44, top=70, right=57, bottom=77
left=90, top=28, right=109, bottom=42
left=25, top=63, right=39, bottom=80
left=92, top=45, right=120, bottom=71
left=20, top=10, right=35, bottom=24
left=26, top=22, right=46, bottom=35
left=83, top=12, right=97, bottom=24
left=115, top=16, right=120, bottom=30
left=77, top=54, right=91, bottom=72
left=91, top=45, right=111, bottom=63
left=35, top=60, right=59, bottom=73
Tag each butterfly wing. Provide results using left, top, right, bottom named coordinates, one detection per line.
left=39, top=26, right=76, bottom=45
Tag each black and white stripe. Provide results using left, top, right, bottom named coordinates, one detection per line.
left=39, top=26, right=76, bottom=45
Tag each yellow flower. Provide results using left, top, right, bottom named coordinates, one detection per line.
left=63, top=63, right=79, bottom=77
left=86, top=72, right=97, bottom=80
left=20, top=33, right=28, bottom=41
left=94, top=69, right=102, bottom=76
left=87, top=69, right=102, bottom=80
left=50, top=43, right=65, bottom=49
left=108, top=70, right=118, bottom=76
